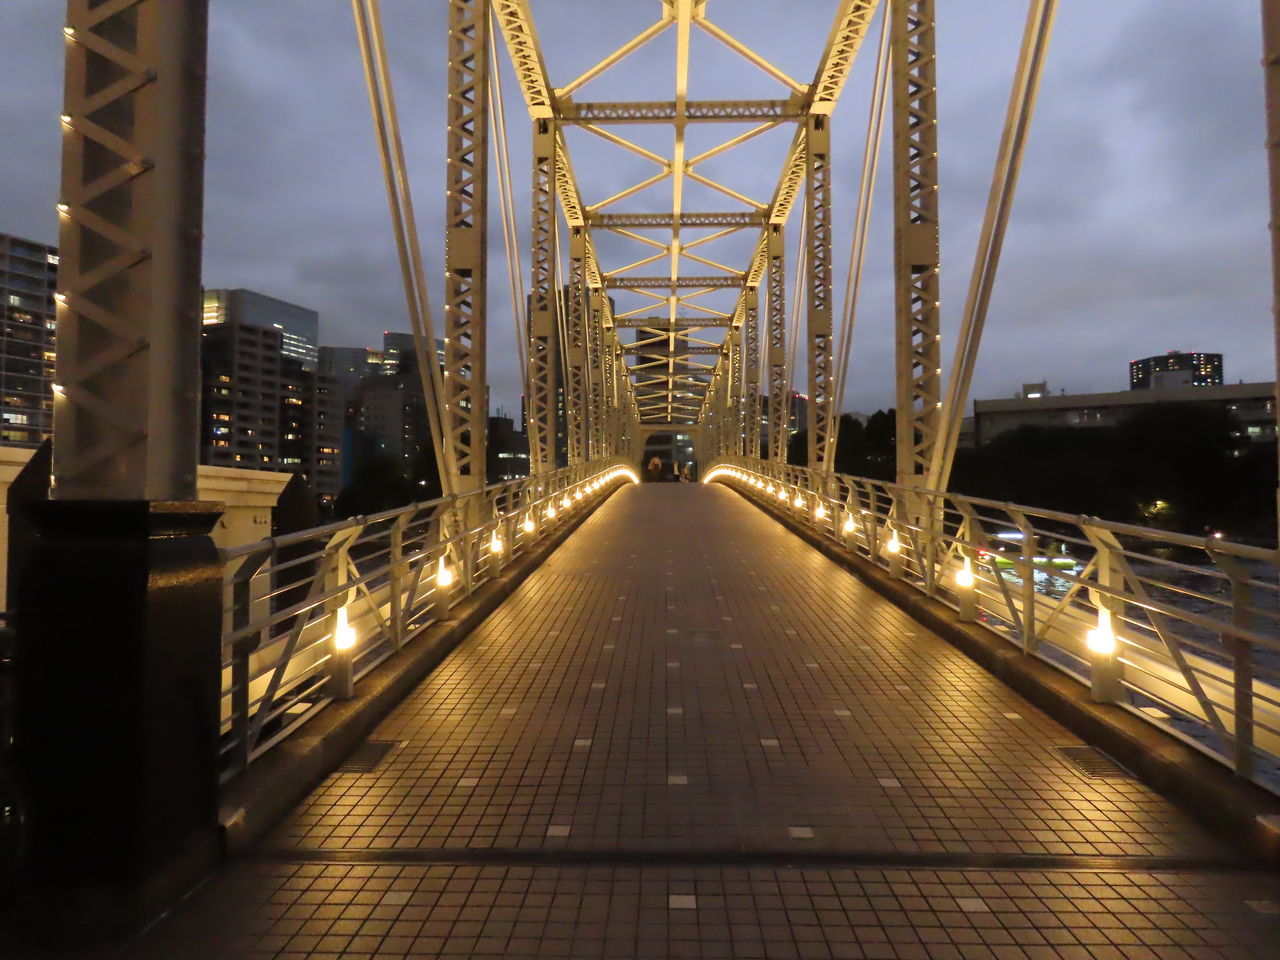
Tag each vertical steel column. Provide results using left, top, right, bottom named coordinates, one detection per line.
left=890, top=0, right=942, bottom=485
left=597, top=291, right=616, bottom=456
left=806, top=115, right=835, bottom=470
left=728, top=324, right=743, bottom=456
left=587, top=292, right=606, bottom=460
left=54, top=0, right=208, bottom=499
left=565, top=226, right=588, bottom=463
left=744, top=286, right=760, bottom=456
left=766, top=226, right=788, bottom=462
left=1263, top=0, right=1280, bottom=544
left=444, top=0, right=490, bottom=492
left=527, top=118, right=557, bottom=474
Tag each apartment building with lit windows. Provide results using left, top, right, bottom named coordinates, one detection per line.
left=0, top=232, right=57, bottom=448
left=200, top=292, right=341, bottom=504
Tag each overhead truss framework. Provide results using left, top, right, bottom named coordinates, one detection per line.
left=493, top=0, right=879, bottom=438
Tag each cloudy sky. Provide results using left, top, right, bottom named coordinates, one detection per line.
left=0, top=1, right=1272, bottom=419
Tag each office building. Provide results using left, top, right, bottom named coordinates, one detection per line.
left=356, top=369, right=430, bottom=466
left=200, top=299, right=341, bottom=504
left=487, top=415, right=530, bottom=481
left=1129, top=351, right=1223, bottom=390
left=0, top=232, right=57, bottom=448
left=972, top=381, right=1275, bottom=448
left=319, top=345, right=385, bottom=414
left=204, top=288, right=319, bottom=370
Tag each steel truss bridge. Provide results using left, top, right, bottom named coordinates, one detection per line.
left=15, top=0, right=1280, bottom=949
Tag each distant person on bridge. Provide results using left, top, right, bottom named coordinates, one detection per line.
left=645, top=456, right=663, bottom=483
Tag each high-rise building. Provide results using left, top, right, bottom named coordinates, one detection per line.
left=319, top=345, right=385, bottom=413
left=0, top=232, right=57, bottom=448
left=1129, top=351, right=1223, bottom=390
left=356, top=369, right=430, bottom=467
left=200, top=298, right=342, bottom=505
left=487, top=415, right=530, bottom=481
left=204, top=289, right=319, bottom=370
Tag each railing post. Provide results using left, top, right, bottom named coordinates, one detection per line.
left=388, top=513, right=408, bottom=649
left=1011, top=510, right=1038, bottom=652
left=955, top=515, right=979, bottom=622
left=325, top=526, right=358, bottom=701
left=887, top=494, right=905, bottom=579
left=1087, top=527, right=1123, bottom=704
left=1212, top=551, right=1257, bottom=780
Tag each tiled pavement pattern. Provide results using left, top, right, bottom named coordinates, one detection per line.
left=118, top=484, right=1279, bottom=958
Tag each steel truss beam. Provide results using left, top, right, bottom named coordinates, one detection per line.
left=54, top=0, right=208, bottom=499
left=606, top=275, right=744, bottom=289
left=743, top=285, right=760, bottom=456
left=805, top=115, right=835, bottom=469
left=561, top=99, right=800, bottom=123
left=444, top=0, right=490, bottom=491
left=565, top=225, right=588, bottom=463
left=613, top=317, right=734, bottom=328
left=527, top=118, right=558, bottom=473
left=766, top=225, right=788, bottom=462
left=590, top=212, right=765, bottom=229
left=891, top=0, right=942, bottom=484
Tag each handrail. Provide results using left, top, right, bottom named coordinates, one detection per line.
left=706, top=457, right=1280, bottom=795
left=216, top=459, right=639, bottom=783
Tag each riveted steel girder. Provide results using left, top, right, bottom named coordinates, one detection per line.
left=527, top=119, right=558, bottom=473
left=891, top=0, right=942, bottom=484
left=766, top=225, right=788, bottom=462
left=806, top=115, right=834, bottom=469
left=54, top=0, right=209, bottom=500
left=561, top=99, right=800, bottom=123
left=444, top=0, right=490, bottom=491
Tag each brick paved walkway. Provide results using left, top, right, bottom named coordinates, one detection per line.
left=119, top=484, right=1279, bottom=958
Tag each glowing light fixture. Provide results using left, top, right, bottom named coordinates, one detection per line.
left=955, top=558, right=975, bottom=589
left=522, top=516, right=535, bottom=534
left=886, top=533, right=901, bottom=554
left=56, top=202, right=69, bottom=215
left=1086, top=624, right=1116, bottom=655
left=436, top=556, right=455, bottom=588
left=793, top=493, right=804, bottom=508
left=62, top=25, right=76, bottom=37
left=488, top=530, right=504, bottom=555
left=814, top=504, right=827, bottom=520
left=545, top=504, right=557, bottom=519
left=842, top=514, right=855, bottom=535
left=561, top=496, right=571, bottom=509
left=334, top=605, right=356, bottom=651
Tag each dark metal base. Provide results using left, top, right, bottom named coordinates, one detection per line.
left=5, top=499, right=223, bottom=941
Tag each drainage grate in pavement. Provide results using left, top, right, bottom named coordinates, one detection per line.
left=1057, top=745, right=1133, bottom=780
left=336, top=740, right=398, bottom=774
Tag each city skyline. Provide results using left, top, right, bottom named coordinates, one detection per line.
left=0, top=1, right=1273, bottom=419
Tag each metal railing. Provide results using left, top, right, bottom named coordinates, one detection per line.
left=218, top=459, right=638, bottom=783
left=706, top=457, right=1280, bottom=795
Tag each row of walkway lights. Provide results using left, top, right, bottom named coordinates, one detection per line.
left=707, top=464, right=1122, bottom=702
left=709, top=462, right=1127, bottom=704
left=329, top=464, right=639, bottom=699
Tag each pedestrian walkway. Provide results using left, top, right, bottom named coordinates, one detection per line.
left=116, top=483, right=1279, bottom=959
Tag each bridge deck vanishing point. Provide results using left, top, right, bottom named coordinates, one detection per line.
left=113, top=484, right=1278, bottom=960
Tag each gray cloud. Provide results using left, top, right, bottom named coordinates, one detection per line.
left=0, top=0, right=1272, bottom=420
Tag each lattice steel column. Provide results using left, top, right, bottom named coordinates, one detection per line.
left=597, top=291, right=616, bottom=456
left=587, top=291, right=606, bottom=459
left=528, top=118, right=557, bottom=474
left=743, top=286, right=760, bottom=456
left=890, top=0, right=942, bottom=485
left=54, top=0, right=208, bottom=499
left=806, top=115, right=835, bottom=470
left=728, top=324, right=743, bottom=456
left=444, top=0, right=490, bottom=492
left=766, top=226, right=788, bottom=462
left=565, top=226, right=588, bottom=463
